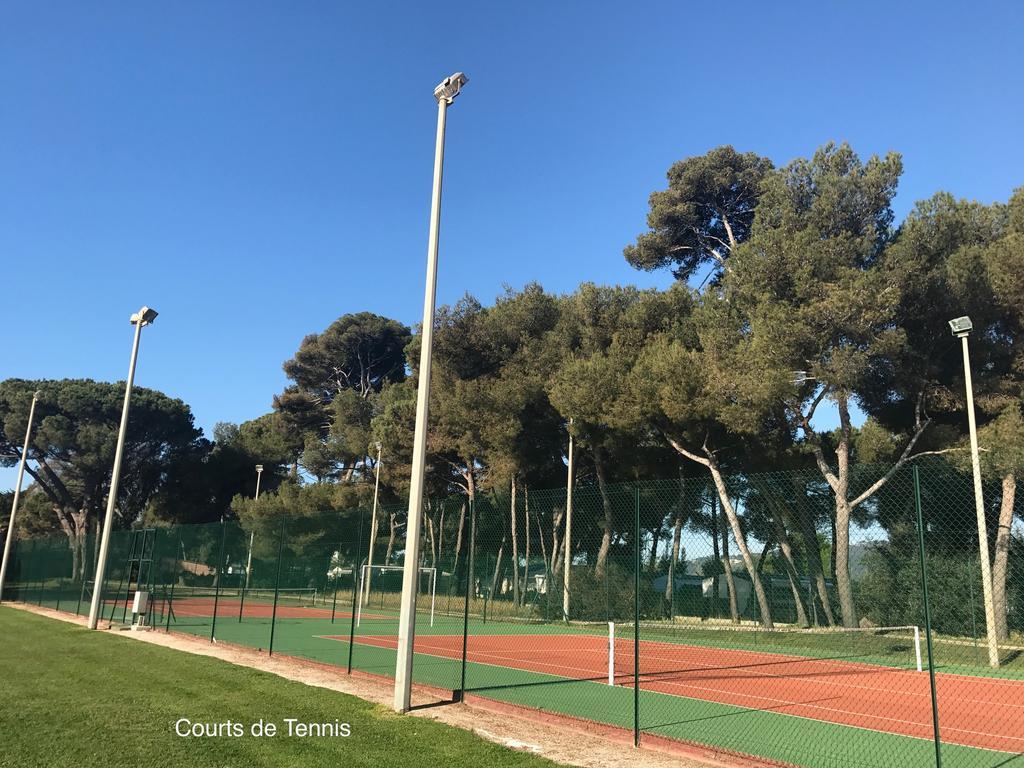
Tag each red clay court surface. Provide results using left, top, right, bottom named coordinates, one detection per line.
left=104, top=596, right=390, bottom=621
left=344, top=632, right=1024, bottom=754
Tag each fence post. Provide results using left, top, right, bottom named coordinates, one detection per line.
left=913, top=465, right=942, bottom=768
left=165, top=528, right=183, bottom=633
left=238, top=531, right=251, bottom=623
left=268, top=519, right=286, bottom=657
left=347, top=505, right=365, bottom=674
left=634, top=485, right=641, bottom=748
left=459, top=498, right=476, bottom=700
left=210, top=520, right=227, bottom=642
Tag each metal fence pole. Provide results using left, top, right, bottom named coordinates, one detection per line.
left=210, top=521, right=227, bottom=642
left=347, top=505, right=365, bottom=674
left=634, top=485, right=641, bottom=748
left=165, top=529, right=183, bottom=632
left=913, top=465, right=942, bottom=768
left=268, top=519, right=286, bottom=657
left=459, top=498, right=476, bottom=699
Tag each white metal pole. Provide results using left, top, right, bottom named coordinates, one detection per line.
left=0, top=390, right=42, bottom=601
left=244, top=467, right=262, bottom=591
left=394, top=77, right=461, bottom=713
left=430, top=567, right=436, bottom=627
left=363, top=443, right=383, bottom=605
left=87, top=314, right=147, bottom=630
left=562, top=421, right=574, bottom=622
left=960, top=334, right=1001, bottom=667
left=607, top=621, right=615, bottom=685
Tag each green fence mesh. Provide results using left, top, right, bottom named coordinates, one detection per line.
left=2, top=458, right=1021, bottom=768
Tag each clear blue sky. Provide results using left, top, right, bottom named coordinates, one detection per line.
left=2, top=2, right=1022, bottom=492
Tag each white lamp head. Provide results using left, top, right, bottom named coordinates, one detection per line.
left=131, top=306, right=159, bottom=327
left=434, top=72, right=468, bottom=104
left=948, top=316, right=973, bottom=337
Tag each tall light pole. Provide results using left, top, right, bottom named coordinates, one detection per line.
left=0, top=390, right=42, bottom=601
left=394, top=72, right=468, bottom=713
left=949, top=315, right=1000, bottom=667
left=87, top=306, right=158, bottom=630
left=245, top=464, right=263, bottom=591
left=562, top=418, right=575, bottom=622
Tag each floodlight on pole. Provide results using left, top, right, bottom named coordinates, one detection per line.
left=87, top=306, right=158, bottom=630
left=244, top=464, right=264, bottom=591
left=0, top=390, right=43, bottom=601
left=950, top=315, right=1000, bottom=667
left=394, top=72, right=468, bottom=713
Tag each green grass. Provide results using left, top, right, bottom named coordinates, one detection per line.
left=0, top=606, right=559, bottom=768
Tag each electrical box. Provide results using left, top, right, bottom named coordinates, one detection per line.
left=132, top=590, right=149, bottom=616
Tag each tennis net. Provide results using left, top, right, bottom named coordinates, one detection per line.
left=607, top=621, right=922, bottom=684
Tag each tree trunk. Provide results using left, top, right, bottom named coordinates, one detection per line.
left=426, top=508, right=437, bottom=570
left=666, top=512, right=683, bottom=614
left=795, top=483, right=835, bottom=626
left=662, top=435, right=773, bottom=628
left=649, top=525, right=660, bottom=573
left=385, top=512, right=398, bottom=564
left=550, top=507, right=564, bottom=577
left=72, top=508, right=88, bottom=581
left=593, top=445, right=613, bottom=578
left=490, top=536, right=506, bottom=598
left=834, top=498, right=856, bottom=627
left=707, top=462, right=773, bottom=628
left=757, top=537, right=775, bottom=575
left=768, top=507, right=810, bottom=627
left=992, top=472, right=1016, bottom=641
left=510, top=477, right=520, bottom=606
left=451, top=502, right=466, bottom=592
left=720, top=509, right=740, bottom=624
left=437, top=504, right=445, bottom=566
left=535, top=502, right=549, bottom=577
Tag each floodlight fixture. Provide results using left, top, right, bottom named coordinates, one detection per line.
left=948, top=316, right=973, bottom=337
left=433, top=72, right=468, bottom=103
left=256, top=464, right=264, bottom=473
left=948, top=313, right=1000, bottom=666
left=131, top=306, right=159, bottom=326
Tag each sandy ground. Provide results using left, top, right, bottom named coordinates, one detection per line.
left=5, top=602, right=780, bottom=768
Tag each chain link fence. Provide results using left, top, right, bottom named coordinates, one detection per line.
left=2, top=458, right=1021, bottom=767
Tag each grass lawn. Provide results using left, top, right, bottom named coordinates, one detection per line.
left=0, top=606, right=558, bottom=768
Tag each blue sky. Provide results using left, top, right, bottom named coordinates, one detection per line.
left=2, top=2, right=1022, bottom=492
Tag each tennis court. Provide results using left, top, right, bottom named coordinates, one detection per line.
left=343, top=629, right=1024, bottom=754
